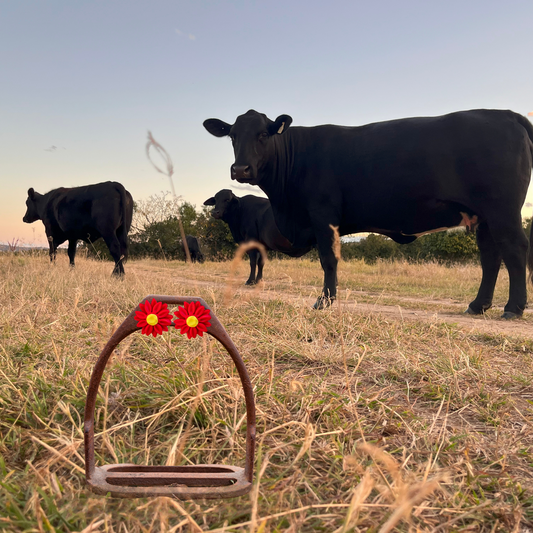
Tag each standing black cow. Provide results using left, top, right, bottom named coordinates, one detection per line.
left=204, top=189, right=311, bottom=285
left=182, top=235, right=205, bottom=263
left=204, top=109, right=533, bottom=318
left=23, top=181, right=133, bottom=275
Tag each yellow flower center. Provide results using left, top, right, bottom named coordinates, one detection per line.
left=146, top=313, right=159, bottom=326
left=186, top=315, right=199, bottom=328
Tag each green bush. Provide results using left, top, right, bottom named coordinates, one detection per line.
left=341, top=228, right=479, bottom=264
left=342, top=234, right=400, bottom=263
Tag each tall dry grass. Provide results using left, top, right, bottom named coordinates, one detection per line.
left=0, top=253, right=532, bottom=532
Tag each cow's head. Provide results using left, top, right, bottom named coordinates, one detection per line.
left=203, top=110, right=292, bottom=185
left=203, top=189, right=239, bottom=220
left=23, top=188, right=42, bottom=223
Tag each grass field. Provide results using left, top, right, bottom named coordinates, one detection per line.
left=0, top=253, right=532, bottom=532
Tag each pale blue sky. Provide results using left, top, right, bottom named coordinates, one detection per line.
left=1, top=0, right=532, bottom=245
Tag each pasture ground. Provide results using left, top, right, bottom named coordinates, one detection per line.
left=0, top=254, right=532, bottom=532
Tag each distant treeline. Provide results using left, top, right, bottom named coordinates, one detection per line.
left=342, top=217, right=531, bottom=264
left=82, top=193, right=532, bottom=265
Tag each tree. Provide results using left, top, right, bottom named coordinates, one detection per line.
left=129, top=194, right=199, bottom=260
left=195, top=207, right=237, bottom=260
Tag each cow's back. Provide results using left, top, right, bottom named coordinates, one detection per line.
left=274, top=109, right=532, bottom=238
left=52, top=181, right=132, bottom=240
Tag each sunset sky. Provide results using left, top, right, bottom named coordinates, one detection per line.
left=1, top=0, right=532, bottom=246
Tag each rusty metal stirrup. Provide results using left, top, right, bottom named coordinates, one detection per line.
left=84, top=295, right=256, bottom=499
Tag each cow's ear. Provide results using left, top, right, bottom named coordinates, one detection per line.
left=203, top=119, right=232, bottom=137
left=269, top=115, right=292, bottom=135
left=28, top=188, right=35, bottom=200
left=203, top=197, right=216, bottom=206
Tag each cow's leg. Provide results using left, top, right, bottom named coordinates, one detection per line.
left=313, top=225, right=338, bottom=310
left=118, top=228, right=128, bottom=270
left=489, top=219, right=529, bottom=319
left=466, top=222, right=501, bottom=315
left=104, top=235, right=125, bottom=276
left=256, top=252, right=265, bottom=283
left=48, top=241, right=57, bottom=263
left=245, top=250, right=258, bottom=285
left=67, top=239, right=77, bottom=267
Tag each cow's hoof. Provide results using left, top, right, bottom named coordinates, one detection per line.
left=501, top=311, right=522, bottom=320
left=313, top=296, right=335, bottom=310
left=465, top=303, right=492, bottom=315
left=245, top=280, right=257, bottom=286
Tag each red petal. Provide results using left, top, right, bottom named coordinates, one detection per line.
left=175, top=307, right=187, bottom=319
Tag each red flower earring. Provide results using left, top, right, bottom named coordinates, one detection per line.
left=173, top=301, right=212, bottom=339
left=134, top=299, right=173, bottom=337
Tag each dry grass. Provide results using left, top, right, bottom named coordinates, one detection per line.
left=0, top=253, right=532, bottom=532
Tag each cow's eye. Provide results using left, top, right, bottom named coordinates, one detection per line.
left=259, top=132, right=268, bottom=140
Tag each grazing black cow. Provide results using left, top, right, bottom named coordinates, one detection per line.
left=204, top=109, right=533, bottom=318
left=23, top=181, right=133, bottom=275
left=182, top=235, right=205, bottom=263
left=204, top=189, right=311, bottom=285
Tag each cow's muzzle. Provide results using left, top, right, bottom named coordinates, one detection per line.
left=231, top=164, right=252, bottom=181
left=210, top=210, right=222, bottom=219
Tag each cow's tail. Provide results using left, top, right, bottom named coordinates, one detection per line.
left=117, top=183, right=132, bottom=263
left=516, top=113, right=533, bottom=156
left=527, top=218, right=533, bottom=284
left=518, top=115, right=533, bottom=285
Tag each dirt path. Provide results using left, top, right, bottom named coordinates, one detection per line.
left=161, top=274, right=532, bottom=338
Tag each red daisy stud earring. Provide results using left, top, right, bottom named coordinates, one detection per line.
left=134, top=298, right=173, bottom=337
left=173, top=301, right=212, bottom=338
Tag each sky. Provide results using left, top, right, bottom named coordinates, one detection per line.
left=1, top=0, right=532, bottom=246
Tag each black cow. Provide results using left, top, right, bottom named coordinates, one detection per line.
left=203, top=189, right=311, bottom=285
left=23, top=181, right=133, bottom=275
left=182, top=235, right=205, bottom=263
left=204, top=109, right=533, bottom=318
